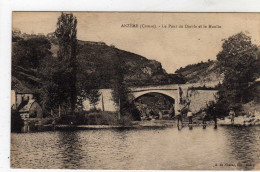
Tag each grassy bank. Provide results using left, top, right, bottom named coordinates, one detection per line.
left=58, top=111, right=134, bottom=126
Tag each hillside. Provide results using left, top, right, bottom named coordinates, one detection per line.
left=12, top=35, right=186, bottom=93
left=175, top=60, right=224, bottom=85
left=75, top=40, right=186, bottom=87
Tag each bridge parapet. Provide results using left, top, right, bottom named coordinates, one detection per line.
left=130, top=84, right=179, bottom=92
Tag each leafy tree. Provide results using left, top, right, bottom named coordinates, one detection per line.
left=55, top=12, right=78, bottom=114
left=12, top=37, right=52, bottom=69
left=216, top=32, right=259, bottom=110
left=111, top=49, right=133, bottom=117
left=38, top=56, right=60, bottom=114
left=75, top=50, right=102, bottom=110
left=86, top=89, right=101, bottom=109
left=12, top=28, right=22, bottom=42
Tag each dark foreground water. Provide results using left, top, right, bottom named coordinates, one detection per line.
left=11, top=126, right=260, bottom=170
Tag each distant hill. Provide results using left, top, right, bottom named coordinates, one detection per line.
left=175, top=60, right=224, bottom=85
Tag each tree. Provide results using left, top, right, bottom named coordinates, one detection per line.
left=38, top=56, right=60, bottom=114
left=216, top=32, right=259, bottom=110
left=12, top=28, right=22, bottom=42
left=111, top=49, right=132, bottom=116
left=12, top=37, right=52, bottom=69
left=55, top=12, right=78, bottom=114
left=75, top=51, right=102, bottom=111
left=86, top=89, right=101, bottom=109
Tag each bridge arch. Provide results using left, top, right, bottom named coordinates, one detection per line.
left=130, top=90, right=179, bottom=120
left=130, top=89, right=179, bottom=104
left=131, top=91, right=175, bottom=104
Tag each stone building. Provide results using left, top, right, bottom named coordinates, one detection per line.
left=11, top=89, right=43, bottom=119
left=19, top=99, right=43, bottom=119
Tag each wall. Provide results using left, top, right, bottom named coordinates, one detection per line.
left=29, top=102, right=43, bottom=118
left=188, top=90, right=217, bottom=113
left=83, top=89, right=118, bottom=112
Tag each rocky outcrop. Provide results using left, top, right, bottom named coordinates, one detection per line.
left=75, top=40, right=186, bottom=87
left=175, top=60, right=223, bottom=86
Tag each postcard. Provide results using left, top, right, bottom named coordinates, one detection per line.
left=10, top=12, right=260, bottom=170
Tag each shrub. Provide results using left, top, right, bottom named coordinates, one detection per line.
left=118, top=113, right=134, bottom=126
left=84, top=111, right=119, bottom=125
left=11, top=110, right=23, bottom=132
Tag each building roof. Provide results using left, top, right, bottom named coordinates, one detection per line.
left=12, top=76, right=36, bottom=94
left=19, top=99, right=36, bottom=113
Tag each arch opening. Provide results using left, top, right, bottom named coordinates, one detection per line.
left=131, top=92, right=175, bottom=120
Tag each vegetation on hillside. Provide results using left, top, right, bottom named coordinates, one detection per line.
left=54, top=12, right=78, bottom=114
left=206, top=33, right=260, bottom=117
left=12, top=13, right=185, bottom=118
left=216, top=33, right=260, bottom=110
left=176, top=32, right=260, bottom=118
left=175, top=59, right=223, bottom=84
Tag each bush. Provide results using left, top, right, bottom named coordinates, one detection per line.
left=56, top=110, right=136, bottom=126
left=84, top=111, right=119, bottom=125
left=11, top=110, right=23, bottom=132
left=118, top=113, right=134, bottom=126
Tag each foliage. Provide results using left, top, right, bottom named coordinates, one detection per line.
left=55, top=12, right=78, bottom=114
left=175, top=60, right=214, bottom=74
left=11, top=109, right=24, bottom=132
left=204, top=100, right=229, bottom=119
left=76, top=41, right=184, bottom=87
left=85, top=89, right=101, bottom=109
left=111, top=49, right=133, bottom=116
left=76, top=54, right=101, bottom=110
left=38, top=56, right=61, bottom=114
left=216, top=32, right=259, bottom=110
left=174, top=59, right=218, bottom=83
left=65, top=111, right=119, bottom=125
left=118, top=113, right=134, bottom=126
left=12, top=37, right=52, bottom=69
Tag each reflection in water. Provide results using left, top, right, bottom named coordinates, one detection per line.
left=11, top=126, right=260, bottom=170
left=224, top=126, right=260, bottom=170
left=58, top=132, right=83, bottom=169
left=177, top=125, right=183, bottom=131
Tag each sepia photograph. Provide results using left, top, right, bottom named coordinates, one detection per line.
left=10, top=12, right=260, bottom=170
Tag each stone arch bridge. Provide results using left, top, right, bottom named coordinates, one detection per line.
left=83, top=83, right=218, bottom=113
left=129, top=85, right=180, bottom=113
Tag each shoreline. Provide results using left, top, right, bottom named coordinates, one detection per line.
left=55, top=120, right=260, bottom=130
left=14, top=117, right=260, bottom=133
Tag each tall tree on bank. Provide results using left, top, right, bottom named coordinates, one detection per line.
left=216, top=32, right=259, bottom=110
left=111, top=49, right=132, bottom=117
left=55, top=12, right=78, bottom=114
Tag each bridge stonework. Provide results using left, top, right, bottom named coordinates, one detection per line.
left=130, top=85, right=180, bottom=114
left=83, top=84, right=218, bottom=114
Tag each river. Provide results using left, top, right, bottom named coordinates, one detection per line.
left=11, top=126, right=260, bottom=170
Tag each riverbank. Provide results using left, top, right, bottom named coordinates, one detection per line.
left=55, top=114, right=260, bottom=130
left=14, top=111, right=260, bottom=133
left=218, top=114, right=260, bottom=126
left=55, top=119, right=217, bottom=130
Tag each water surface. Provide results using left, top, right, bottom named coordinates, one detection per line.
left=11, top=126, right=260, bottom=170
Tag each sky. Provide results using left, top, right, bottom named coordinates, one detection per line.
left=12, top=12, right=260, bottom=73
